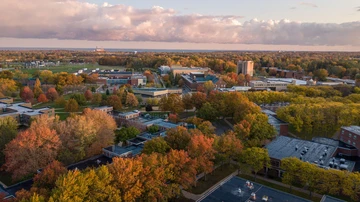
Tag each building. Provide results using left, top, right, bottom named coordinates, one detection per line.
left=96, top=70, right=147, bottom=86
left=182, top=72, right=226, bottom=91
left=218, top=86, right=252, bottom=92
left=93, top=106, right=113, bottom=114
left=250, top=80, right=290, bottom=91
left=237, top=61, right=254, bottom=76
left=0, top=100, right=55, bottom=126
left=262, top=67, right=305, bottom=79
left=133, top=88, right=182, bottom=98
left=339, top=126, right=360, bottom=156
left=320, top=195, right=346, bottom=202
left=265, top=136, right=356, bottom=178
left=262, top=109, right=289, bottom=136
left=171, top=67, right=209, bottom=77
left=118, top=110, right=141, bottom=121
left=158, top=66, right=171, bottom=75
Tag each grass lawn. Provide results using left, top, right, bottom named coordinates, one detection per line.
left=14, top=64, right=125, bottom=75
left=238, top=174, right=321, bottom=202
left=186, top=164, right=237, bottom=195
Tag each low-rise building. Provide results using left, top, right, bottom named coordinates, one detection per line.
left=250, top=80, right=290, bottom=91
left=182, top=72, right=226, bottom=91
left=133, top=88, right=182, bottom=98
left=265, top=136, right=356, bottom=178
left=339, top=126, right=360, bottom=156
left=118, top=110, right=141, bottom=120
left=158, top=66, right=171, bottom=75
left=0, top=100, right=55, bottom=126
left=171, top=67, right=209, bottom=77
left=262, top=109, right=289, bottom=136
left=93, top=106, right=113, bottom=114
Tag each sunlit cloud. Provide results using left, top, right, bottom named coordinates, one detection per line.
left=0, top=0, right=359, bottom=46
left=300, top=2, right=318, bottom=8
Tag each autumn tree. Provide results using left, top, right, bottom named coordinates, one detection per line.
left=168, top=113, right=178, bottom=123
left=46, top=88, right=59, bottom=101
left=107, top=95, right=122, bottom=110
left=197, top=121, right=216, bottom=136
left=54, top=97, right=66, bottom=107
left=20, top=86, right=34, bottom=102
left=167, top=150, right=197, bottom=190
left=0, top=117, right=18, bottom=164
left=91, top=93, right=103, bottom=105
left=281, top=157, right=303, bottom=192
left=115, top=127, right=140, bottom=145
left=159, top=94, right=184, bottom=114
left=65, top=99, right=79, bottom=112
left=214, top=132, right=243, bottom=165
left=50, top=166, right=120, bottom=202
left=147, top=125, right=159, bottom=134
left=142, top=137, right=170, bottom=155
left=0, top=78, right=17, bottom=96
left=191, top=92, right=207, bottom=110
left=126, top=93, right=139, bottom=107
left=314, top=68, right=329, bottom=81
left=203, top=80, right=215, bottom=94
left=108, top=157, right=143, bottom=201
left=4, top=116, right=61, bottom=180
left=70, top=93, right=87, bottom=106
left=241, top=147, right=270, bottom=181
left=33, top=160, right=67, bottom=190
left=187, top=134, right=216, bottom=181
left=165, top=126, right=192, bottom=150
left=182, top=93, right=194, bottom=111
left=84, top=89, right=93, bottom=101
left=33, top=78, right=43, bottom=98
left=37, top=93, right=48, bottom=103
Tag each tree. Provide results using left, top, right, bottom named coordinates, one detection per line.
left=167, top=150, right=197, bottom=190
left=65, top=99, right=79, bottom=112
left=50, top=166, right=120, bottom=202
left=37, top=93, right=48, bottom=103
left=0, top=78, right=17, bottom=96
left=126, top=93, right=139, bottom=107
left=187, top=134, right=216, bottom=181
left=314, top=69, right=329, bottom=81
left=197, top=121, right=216, bottom=136
left=182, top=93, right=194, bottom=111
left=33, top=160, right=67, bottom=190
left=142, top=138, right=170, bottom=155
left=214, top=132, right=243, bottom=165
left=20, top=86, right=34, bottom=102
left=106, top=89, right=110, bottom=95
left=54, top=97, right=66, bottom=107
left=281, top=157, right=303, bottom=192
left=46, top=88, right=59, bottom=101
left=0, top=117, right=18, bottom=164
left=203, top=81, right=215, bottom=94
left=168, top=114, right=178, bottom=123
left=70, top=93, right=87, bottom=106
left=165, top=126, right=192, bottom=150
left=107, top=95, right=122, bottom=110
left=33, top=78, right=43, bottom=98
left=197, top=102, right=218, bottom=121
left=115, top=127, right=140, bottom=144
left=4, top=116, right=61, bottom=180
left=84, top=90, right=93, bottom=101
left=147, top=125, right=159, bottom=134
left=241, top=147, right=270, bottom=181
left=108, top=157, right=143, bottom=201
left=158, top=94, right=184, bottom=114
left=145, top=104, right=153, bottom=112
left=91, top=93, right=103, bottom=105
left=191, top=92, right=207, bottom=110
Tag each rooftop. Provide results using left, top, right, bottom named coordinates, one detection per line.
left=266, top=136, right=355, bottom=171
left=320, top=195, right=346, bottom=202
left=200, top=176, right=311, bottom=202
left=342, top=126, right=360, bottom=136
left=265, top=78, right=307, bottom=85
left=105, top=145, right=144, bottom=157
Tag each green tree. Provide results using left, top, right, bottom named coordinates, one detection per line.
left=115, top=127, right=140, bottom=144
left=106, top=89, right=110, bottom=95
left=142, top=137, right=170, bottom=155
left=165, top=126, right=192, bottom=150
left=203, top=80, right=215, bottom=94
left=147, top=125, right=159, bottom=134
left=65, top=99, right=79, bottom=112
left=158, top=94, right=184, bottom=114
left=314, top=69, right=329, bottom=81
left=241, top=147, right=270, bottom=181
left=70, top=93, right=87, bottom=106
left=0, top=117, right=18, bottom=164
left=197, top=102, right=218, bottom=121
left=91, top=93, right=103, bottom=105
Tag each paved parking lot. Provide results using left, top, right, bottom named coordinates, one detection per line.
left=201, top=177, right=311, bottom=202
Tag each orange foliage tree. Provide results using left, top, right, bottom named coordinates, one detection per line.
left=37, top=93, right=48, bottom=103
left=46, top=87, right=59, bottom=101
left=20, top=86, right=34, bottom=102
left=84, top=89, right=93, bottom=101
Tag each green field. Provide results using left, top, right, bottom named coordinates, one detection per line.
left=13, top=64, right=126, bottom=75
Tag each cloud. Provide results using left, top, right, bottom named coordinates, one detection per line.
left=290, top=7, right=297, bottom=10
left=300, top=2, right=318, bottom=8
left=0, top=0, right=359, bottom=46
left=357, top=6, right=360, bottom=11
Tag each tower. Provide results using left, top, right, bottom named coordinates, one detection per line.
left=237, top=61, right=254, bottom=76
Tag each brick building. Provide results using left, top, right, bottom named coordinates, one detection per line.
left=339, top=126, right=360, bottom=156
left=182, top=72, right=226, bottom=91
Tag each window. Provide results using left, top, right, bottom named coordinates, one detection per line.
left=348, top=140, right=351, bottom=144
left=342, top=130, right=344, bottom=134
left=349, top=134, right=352, bottom=138
left=354, top=135, right=357, bottom=140
left=353, top=142, right=356, bottom=146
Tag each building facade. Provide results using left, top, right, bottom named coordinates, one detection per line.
left=339, top=126, right=360, bottom=156
left=237, top=61, right=254, bottom=76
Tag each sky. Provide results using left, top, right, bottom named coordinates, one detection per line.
left=1, top=0, right=360, bottom=51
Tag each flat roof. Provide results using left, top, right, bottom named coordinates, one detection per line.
left=266, top=136, right=355, bottom=171
left=119, top=111, right=140, bottom=116
left=94, top=106, right=113, bottom=109
left=200, top=176, right=311, bottom=202
left=342, top=126, right=360, bottom=136
left=109, top=145, right=144, bottom=156
left=266, top=78, right=307, bottom=85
